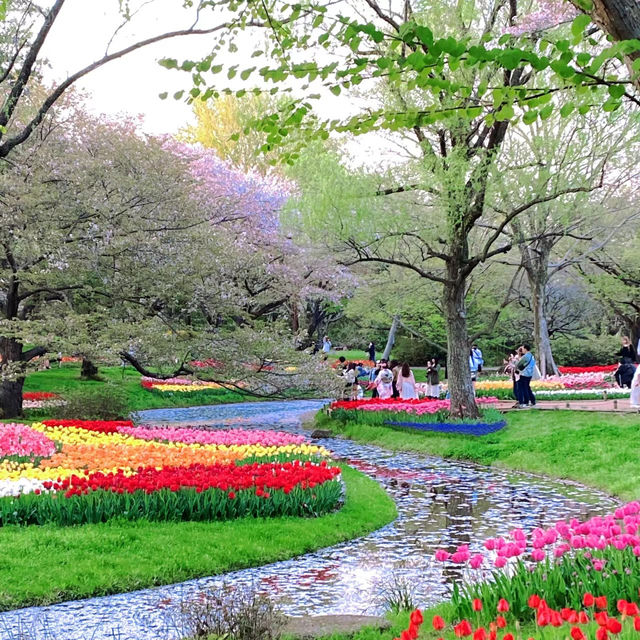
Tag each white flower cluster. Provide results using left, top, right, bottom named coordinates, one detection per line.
left=0, top=478, right=49, bottom=498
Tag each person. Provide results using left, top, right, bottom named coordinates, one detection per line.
left=367, top=342, right=376, bottom=363
left=322, top=336, right=332, bottom=355
left=469, top=349, right=480, bottom=385
left=369, top=360, right=385, bottom=398
left=370, top=365, right=394, bottom=399
left=426, top=358, right=441, bottom=399
left=356, top=362, right=368, bottom=379
left=504, top=349, right=521, bottom=408
left=397, top=362, right=417, bottom=399
left=471, top=344, right=484, bottom=373
left=515, top=344, right=536, bottom=408
left=619, top=336, right=636, bottom=363
left=336, top=355, right=347, bottom=372
left=343, top=362, right=358, bottom=399
left=615, top=357, right=636, bottom=388
left=390, top=360, right=401, bottom=398
left=631, top=363, right=640, bottom=408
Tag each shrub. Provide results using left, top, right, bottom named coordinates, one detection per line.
left=53, top=383, right=128, bottom=420
left=164, top=585, right=285, bottom=640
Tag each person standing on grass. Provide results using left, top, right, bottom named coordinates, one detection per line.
left=504, top=350, right=521, bottom=408
left=390, top=360, right=401, bottom=398
left=397, top=362, right=418, bottom=399
left=322, top=335, right=332, bottom=355
left=426, top=358, right=441, bottom=399
left=630, top=364, right=640, bottom=408
left=515, top=344, right=536, bottom=408
left=367, top=341, right=376, bottom=363
left=370, top=364, right=394, bottom=399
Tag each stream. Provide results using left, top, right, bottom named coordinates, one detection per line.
left=0, top=400, right=616, bottom=640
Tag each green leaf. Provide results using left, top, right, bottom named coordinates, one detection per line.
left=571, top=14, right=591, bottom=40
left=330, top=85, right=341, bottom=96
left=608, top=84, right=626, bottom=99
left=578, top=104, right=591, bottom=115
left=173, top=90, right=184, bottom=100
left=158, top=92, right=168, bottom=100
left=559, top=102, right=575, bottom=117
left=496, top=103, right=515, bottom=121
left=602, top=98, right=621, bottom=112
left=539, top=104, right=554, bottom=120
left=158, top=58, right=178, bottom=69
left=240, top=67, right=254, bottom=81
left=522, top=109, right=538, bottom=125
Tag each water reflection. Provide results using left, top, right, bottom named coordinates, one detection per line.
left=0, top=400, right=617, bottom=640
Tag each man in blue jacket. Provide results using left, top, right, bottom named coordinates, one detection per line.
left=516, top=344, right=536, bottom=408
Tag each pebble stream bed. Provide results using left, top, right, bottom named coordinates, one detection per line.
left=0, top=400, right=616, bottom=640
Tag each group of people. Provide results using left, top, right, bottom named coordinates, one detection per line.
left=337, top=355, right=441, bottom=401
left=503, top=344, right=538, bottom=409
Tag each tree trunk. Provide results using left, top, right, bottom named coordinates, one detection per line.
left=443, top=280, right=480, bottom=418
left=382, top=315, right=400, bottom=361
left=519, top=239, right=559, bottom=377
left=0, top=337, right=25, bottom=419
left=80, top=357, right=99, bottom=379
left=531, top=280, right=559, bottom=377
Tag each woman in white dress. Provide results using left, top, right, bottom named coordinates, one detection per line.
left=397, top=362, right=418, bottom=400
left=630, top=363, right=640, bottom=408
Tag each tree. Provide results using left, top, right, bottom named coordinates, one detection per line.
left=0, top=0, right=262, bottom=159
left=490, top=104, right=640, bottom=374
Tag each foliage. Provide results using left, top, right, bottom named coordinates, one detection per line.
left=165, top=585, right=284, bottom=640
left=53, top=384, right=128, bottom=420
left=0, top=464, right=396, bottom=610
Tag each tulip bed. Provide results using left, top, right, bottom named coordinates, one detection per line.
left=328, top=397, right=501, bottom=427
left=0, top=418, right=343, bottom=526
left=22, top=391, right=64, bottom=410
left=474, top=372, right=620, bottom=400
left=434, top=502, right=640, bottom=626
left=141, top=376, right=227, bottom=395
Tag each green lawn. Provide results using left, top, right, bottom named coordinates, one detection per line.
left=22, top=363, right=260, bottom=413
left=0, top=464, right=396, bottom=610
left=317, top=410, right=640, bottom=500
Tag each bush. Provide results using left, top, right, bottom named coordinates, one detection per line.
left=164, top=585, right=284, bottom=640
left=392, top=336, right=445, bottom=366
left=551, top=334, right=620, bottom=366
left=53, top=383, right=128, bottom=420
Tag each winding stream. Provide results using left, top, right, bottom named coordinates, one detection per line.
left=0, top=400, right=616, bottom=640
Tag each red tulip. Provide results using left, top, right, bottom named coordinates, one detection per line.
left=407, top=624, right=418, bottom=640
left=503, top=635, right=513, bottom=640
left=454, top=620, right=473, bottom=637
left=410, top=610, right=424, bottom=626
left=473, top=599, right=483, bottom=612
left=596, top=628, right=609, bottom=640
left=584, top=593, right=596, bottom=607
left=578, top=612, right=590, bottom=624
left=607, top=619, right=622, bottom=634
left=496, top=616, right=507, bottom=629
left=627, top=603, right=640, bottom=617
left=473, top=628, right=486, bottom=640
left=528, top=595, right=541, bottom=609
left=571, top=627, right=586, bottom=640
left=634, top=616, right=640, bottom=631
left=596, top=597, right=608, bottom=610
left=401, top=630, right=411, bottom=640
left=497, top=599, right=510, bottom=613
left=432, top=616, right=446, bottom=631
left=595, top=612, right=609, bottom=627
left=617, top=600, right=628, bottom=615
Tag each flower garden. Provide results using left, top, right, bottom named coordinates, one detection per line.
left=390, top=502, right=640, bottom=640
left=474, top=370, right=626, bottom=401
left=0, top=418, right=343, bottom=526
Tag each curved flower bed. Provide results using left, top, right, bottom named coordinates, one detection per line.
left=22, top=391, right=64, bottom=409
left=0, top=420, right=341, bottom=525
left=328, top=397, right=500, bottom=427
left=141, top=376, right=225, bottom=394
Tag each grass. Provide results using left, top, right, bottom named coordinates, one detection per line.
left=22, top=363, right=262, bottom=413
left=317, top=410, right=640, bottom=500
left=0, top=463, right=396, bottom=610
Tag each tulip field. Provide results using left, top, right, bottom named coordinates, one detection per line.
left=390, top=503, right=640, bottom=640
left=0, top=418, right=343, bottom=526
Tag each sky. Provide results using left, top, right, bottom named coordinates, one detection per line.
left=38, top=0, right=404, bottom=167
left=40, top=0, right=222, bottom=134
